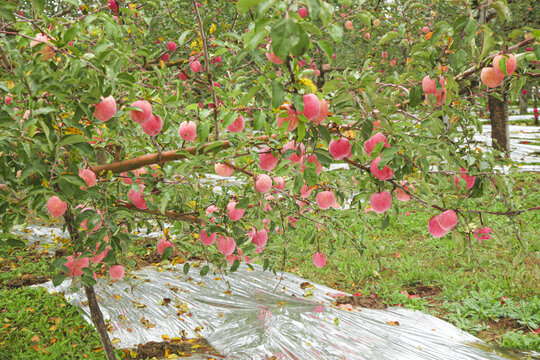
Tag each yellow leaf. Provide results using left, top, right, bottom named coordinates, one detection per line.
left=6, top=81, right=15, bottom=89
left=161, top=334, right=171, bottom=341
left=210, top=24, right=216, bottom=34
left=112, top=338, right=121, bottom=344
left=65, top=127, right=84, bottom=135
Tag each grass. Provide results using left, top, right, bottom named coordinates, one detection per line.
left=278, top=172, right=540, bottom=353
left=0, top=246, right=123, bottom=360
left=0, top=173, right=539, bottom=358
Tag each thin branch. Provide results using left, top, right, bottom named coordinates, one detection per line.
left=90, top=135, right=275, bottom=175
left=116, top=201, right=202, bottom=223
left=454, top=37, right=535, bottom=81
left=192, top=0, right=220, bottom=140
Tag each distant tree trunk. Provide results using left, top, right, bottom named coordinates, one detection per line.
left=519, top=89, right=529, bottom=114
left=534, top=89, right=539, bottom=126
left=488, top=90, right=509, bottom=155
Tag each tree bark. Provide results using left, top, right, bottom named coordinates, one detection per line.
left=488, top=90, right=509, bottom=155
left=534, top=90, right=539, bottom=126
left=84, top=285, right=118, bottom=360
left=62, top=209, right=117, bottom=360
left=519, top=89, right=529, bottom=114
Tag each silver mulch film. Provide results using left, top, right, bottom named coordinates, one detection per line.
left=38, top=263, right=529, bottom=360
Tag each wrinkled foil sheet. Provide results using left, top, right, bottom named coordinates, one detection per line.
left=37, top=262, right=530, bottom=360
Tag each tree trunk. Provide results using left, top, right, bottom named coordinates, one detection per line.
left=488, top=91, right=509, bottom=155
left=534, top=90, right=539, bottom=126
left=62, top=210, right=117, bottom=360
left=519, top=90, right=529, bottom=114
left=85, top=285, right=118, bottom=360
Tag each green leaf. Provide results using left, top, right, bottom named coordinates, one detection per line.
left=293, top=174, right=303, bottom=193
left=318, top=40, right=333, bottom=61
left=60, top=135, right=88, bottom=146
left=0, top=237, right=25, bottom=247
left=178, top=30, right=191, bottom=45
left=409, top=86, right=422, bottom=108
left=240, top=85, right=261, bottom=106
left=237, top=197, right=251, bottom=209
left=463, top=19, right=477, bottom=43
left=183, top=262, right=190, bottom=274
left=63, top=0, right=79, bottom=6
left=479, top=25, right=494, bottom=61
left=254, top=111, right=266, bottom=130
left=378, top=31, right=399, bottom=45
left=196, top=122, right=210, bottom=142
left=490, top=0, right=510, bottom=22
left=263, top=258, right=270, bottom=271
left=291, top=26, right=310, bottom=56
left=237, top=0, right=263, bottom=13
left=283, top=149, right=296, bottom=158
left=94, top=41, right=113, bottom=55
left=63, top=24, right=80, bottom=45
left=32, top=0, right=45, bottom=13
left=314, top=148, right=333, bottom=165
left=52, top=274, right=66, bottom=287
left=510, top=77, right=527, bottom=102
left=304, top=164, right=318, bottom=186
left=200, top=265, right=210, bottom=276
left=0, top=2, right=17, bottom=21
left=380, top=214, right=390, bottom=230
left=318, top=125, right=330, bottom=143
left=271, top=19, right=301, bottom=59
left=272, top=81, right=285, bottom=109
left=34, top=107, right=57, bottom=115
left=162, top=246, right=173, bottom=260
left=448, top=49, right=467, bottom=70
left=329, top=24, right=343, bottom=44
left=202, top=141, right=224, bottom=154
left=498, top=56, right=507, bottom=75
left=230, top=259, right=240, bottom=272
left=534, top=45, right=540, bottom=61
left=297, top=121, right=306, bottom=142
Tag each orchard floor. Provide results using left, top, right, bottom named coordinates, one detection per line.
left=1, top=179, right=539, bottom=359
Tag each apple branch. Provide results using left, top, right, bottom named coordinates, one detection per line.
left=192, top=0, right=220, bottom=140
left=116, top=200, right=202, bottom=223
left=454, top=37, right=535, bottom=81
left=90, top=135, right=276, bottom=176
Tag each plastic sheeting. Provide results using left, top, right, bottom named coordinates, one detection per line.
left=38, top=263, right=530, bottom=360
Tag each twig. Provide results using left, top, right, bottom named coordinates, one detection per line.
left=192, top=0, right=220, bottom=140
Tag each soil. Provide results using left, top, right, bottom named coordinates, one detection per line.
left=405, top=284, right=442, bottom=298
left=334, top=295, right=388, bottom=309
left=4, top=274, right=50, bottom=288
left=121, top=338, right=224, bottom=359
left=484, top=317, right=528, bottom=334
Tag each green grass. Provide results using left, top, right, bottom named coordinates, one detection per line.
left=0, top=286, right=118, bottom=359
left=277, top=172, right=540, bottom=353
